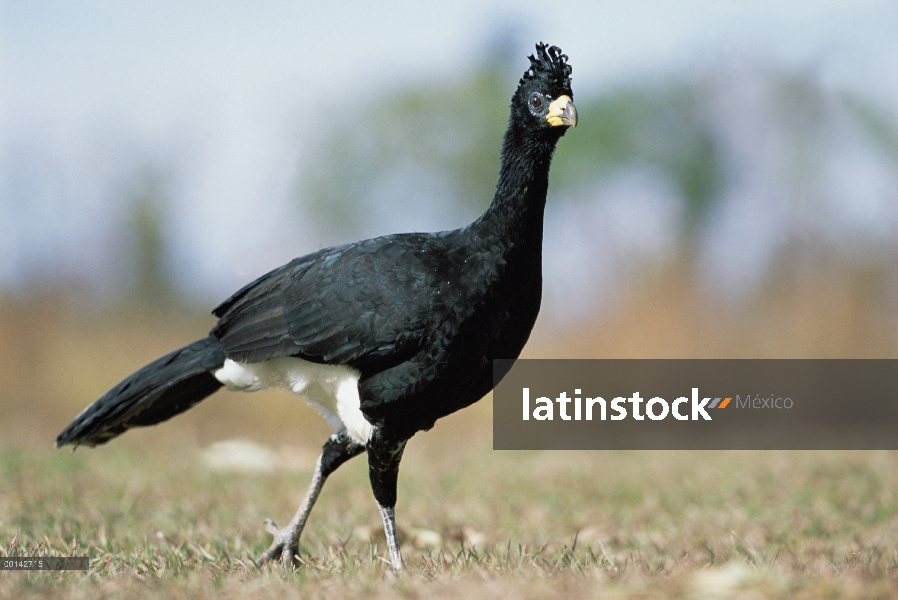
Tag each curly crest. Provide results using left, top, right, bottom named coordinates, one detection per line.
left=520, top=43, right=572, bottom=91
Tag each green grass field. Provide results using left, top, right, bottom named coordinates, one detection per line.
left=2, top=272, right=897, bottom=598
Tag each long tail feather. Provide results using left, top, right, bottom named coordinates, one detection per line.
left=56, top=336, right=226, bottom=448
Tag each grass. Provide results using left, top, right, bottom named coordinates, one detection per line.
left=1, top=266, right=897, bottom=598
left=3, top=428, right=898, bottom=598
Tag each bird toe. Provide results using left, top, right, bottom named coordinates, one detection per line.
left=256, top=519, right=300, bottom=568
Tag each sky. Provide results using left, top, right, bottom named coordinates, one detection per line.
left=2, top=0, right=897, bottom=303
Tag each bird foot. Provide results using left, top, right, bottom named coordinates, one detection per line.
left=256, top=518, right=300, bottom=568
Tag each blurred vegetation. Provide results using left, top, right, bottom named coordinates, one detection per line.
left=841, top=93, right=898, bottom=163
left=300, top=61, right=510, bottom=236
left=126, top=173, right=176, bottom=308
left=298, top=57, right=898, bottom=274
left=300, top=60, right=725, bottom=244
left=4, top=50, right=896, bottom=315
left=551, top=87, right=724, bottom=242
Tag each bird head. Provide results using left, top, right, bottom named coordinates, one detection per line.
left=512, top=43, right=577, bottom=135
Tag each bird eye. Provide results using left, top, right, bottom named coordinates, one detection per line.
left=529, top=93, right=543, bottom=110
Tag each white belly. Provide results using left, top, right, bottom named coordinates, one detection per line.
left=213, top=357, right=373, bottom=445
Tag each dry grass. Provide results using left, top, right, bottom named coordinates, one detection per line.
left=3, top=441, right=898, bottom=598
left=1, top=266, right=897, bottom=598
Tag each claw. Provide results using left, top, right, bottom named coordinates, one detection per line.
left=253, top=433, right=365, bottom=569
left=264, top=518, right=280, bottom=536
left=256, top=519, right=300, bottom=568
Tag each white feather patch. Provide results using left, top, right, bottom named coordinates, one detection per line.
left=214, top=357, right=373, bottom=444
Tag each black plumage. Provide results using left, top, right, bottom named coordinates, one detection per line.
left=57, top=43, right=577, bottom=571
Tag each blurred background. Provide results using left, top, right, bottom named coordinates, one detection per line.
left=2, top=1, right=897, bottom=448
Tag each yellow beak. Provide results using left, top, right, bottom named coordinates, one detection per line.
left=546, top=95, right=577, bottom=127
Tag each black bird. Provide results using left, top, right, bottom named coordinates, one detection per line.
left=57, top=43, right=577, bottom=571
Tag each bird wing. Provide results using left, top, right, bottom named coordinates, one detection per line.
left=210, top=236, right=437, bottom=369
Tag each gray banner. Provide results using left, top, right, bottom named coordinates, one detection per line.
left=492, top=359, right=898, bottom=450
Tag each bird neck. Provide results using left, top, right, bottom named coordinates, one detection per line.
left=473, top=124, right=560, bottom=251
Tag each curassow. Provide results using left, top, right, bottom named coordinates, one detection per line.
left=57, top=43, right=577, bottom=571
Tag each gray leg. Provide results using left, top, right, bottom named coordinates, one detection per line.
left=377, top=503, right=403, bottom=571
left=257, top=430, right=364, bottom=567
left=366, top=432, right=407, bottom=571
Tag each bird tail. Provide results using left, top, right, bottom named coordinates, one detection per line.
left=56, top=336, right=227, bottom=448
